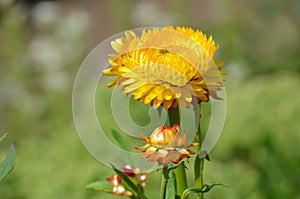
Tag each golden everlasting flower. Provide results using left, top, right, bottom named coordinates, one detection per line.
left=103, top=26, right=226, bottom=109
left=135, top=124, right=198, bottom=165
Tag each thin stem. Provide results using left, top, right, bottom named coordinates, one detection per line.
left=168, top=106, right=188, bottom=196
left=194, top=157, right=204, bottom=199
left=194, top=103, right=204, bottom=199
left=160, top=166, right=170, bottom=199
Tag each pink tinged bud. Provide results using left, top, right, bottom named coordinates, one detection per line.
left=107, top=174, right=122, bottom=186
left=138, top=173, right=147, bottom=182
left=112, top=185, right=133, bottom=197
left=121, top=164, right=135, bottom=178
left=113, top=185, right=125, bottom=194
left=106, top=164, right=147, bottom=196
left=125, top=191, right=133, bottom=197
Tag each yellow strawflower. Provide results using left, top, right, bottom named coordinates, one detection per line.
left=103, top=26, right=226, bottom=109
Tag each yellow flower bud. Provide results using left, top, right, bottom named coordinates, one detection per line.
left=135, top=124, right=198, bottom=165
left=149, top=124, right=179, bottom=148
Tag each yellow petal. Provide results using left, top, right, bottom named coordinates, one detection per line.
left=151, top=97, right=164, bottom=109
left=162, top=89, right=175, bottom=101
left=124, top=81, right=146, bottom=93
left=134, top=144, right=150, bottom=151
left=163, top=99, right=173, bottom=109
left=121, top=78, right=136, bottom=86
left=133, top=84, right=156, bottom=100
left=111, top=39, right=123, bottom=53
left=125, top=30, right=137, bottom=40
left=107, top=77, right=121, bottom=87
left=102, top=68, right=119, bottom=76
left=119, top=67, right=131, bottom=73
left=214, top=59, right=224, bottom=68
left=141, top=85, right=164, bottom=104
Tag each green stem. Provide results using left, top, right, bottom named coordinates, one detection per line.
left=173, top=164, right=187, bottom=196
left=194, top=157, right=204, bottom=199
left=160, top=166, right=170, bottom=199
left=194, top=103, right=204, bottom=199
left=168, top=107, right=188, bottom=196
left=168, top=106, right=180, bottom=126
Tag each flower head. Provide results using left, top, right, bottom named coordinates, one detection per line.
left=103, top=26, right=226, bottom=109
left=135, top=124, right=198, bottom=165
left=106, top=164, right=147, bottom=197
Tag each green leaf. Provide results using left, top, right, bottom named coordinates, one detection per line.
left=0, top=133, right=8, bottom=143
left=111, top=130, right=135, bottom=167
left=181, top=182, right=229, bottom=199
left=112, top=165, right=148, bottom=199
left=166, top=171, right=175, bottom=199
left=86, top=180, right=113, bottom=193
left=0, top=142, right=16, bottom=182
left=111, top=130, right=132, bottom=151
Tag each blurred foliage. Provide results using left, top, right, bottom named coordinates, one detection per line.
left=0, top=133, right=15, bottom=182
left=205, top=74, right=300, bottom=199
left=0, top=0, right=299, bottom=199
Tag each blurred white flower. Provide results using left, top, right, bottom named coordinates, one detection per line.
left=43, top=70, right=70, bottom=91
left=29, top=7, right=90, bottom=92
left=0, top=80, right=47, bottom=115
left=31, top=1, right=59, bottom=27
left=57, top=10, right=89, bottom=40
left=131, top=1, right=175, bottom=26
left=30, top=37, right=63, bottom=71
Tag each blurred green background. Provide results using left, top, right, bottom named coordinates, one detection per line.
left=0, top=0, right=299, bottom=198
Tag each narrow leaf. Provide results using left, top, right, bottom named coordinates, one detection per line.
left=111, top=130, right=132, bottom=151
left=0, top=133, right=8, bottom=143
left=112, top=165, right=148, bottom=199
left=86, top=180, right=113, bottom=193
left=0, top=143, right=16, bottom=181
left=111, top=130, right=134, bottom=164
